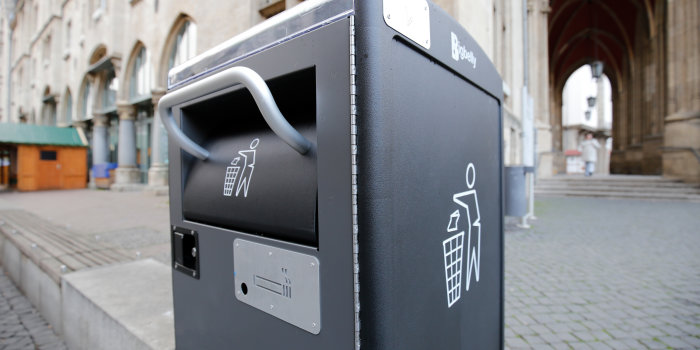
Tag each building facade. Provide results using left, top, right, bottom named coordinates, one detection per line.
left=1, top=0, right=698, bottom=189
left=0, top=0, right=307, bottom=189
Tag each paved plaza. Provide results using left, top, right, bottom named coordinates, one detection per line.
left=0, top=190, right=699, bottom=349
left=505, top=197, right=700, bottom=349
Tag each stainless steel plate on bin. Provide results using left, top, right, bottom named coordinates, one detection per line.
left=234, top=239, right=321, bottom=334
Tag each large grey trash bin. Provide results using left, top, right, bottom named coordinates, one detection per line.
left=159, top=1, right=504, bottom=349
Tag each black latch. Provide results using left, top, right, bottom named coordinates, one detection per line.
left=171, top=226, right=200, bottom=279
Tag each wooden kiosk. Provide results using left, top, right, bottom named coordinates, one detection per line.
left=0, top=124, right=88, bottom=191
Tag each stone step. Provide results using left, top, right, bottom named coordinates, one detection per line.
left=61, top=259, right=174, bottom=350
left=535, top=184, right=700, bottom=194
left=537, top=180, right=695, bottom=188
left=535, top=175, right=700, bottom=199
left=534, top=175, right=700, bottom=201
left=535, top=189, right=700, bottom=201
left=538, top=176, right=685, bottom=184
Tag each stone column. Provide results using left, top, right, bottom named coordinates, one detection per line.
left=92, top=113, right=110, bottom=166
left=596, top=78, right=606, bottom=130
left=528, top=0, right=554, bottom=177
left=90, top=113, right=110, bottom=187
left=595, top=135, right=609, bottom=175
left=595, top=78, right=609, bottom=174
left=72, top=120, right=90, bottom=186
left=113, top=102, right=141, bottom=185
left=148, top=88, right=169, bottom=188
left=663, top=0, right=700, bottom=183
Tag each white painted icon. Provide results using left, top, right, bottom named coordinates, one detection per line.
left=443, top=231, right=465, bottom=308
left=442, top=162, right=483, bottom=308
left=223, top=157, right=240, bottom=197
left=453, top=163, right=481, bottom=292
left=447, top=210, right=460, bottom=232
left=223, top=138, right=259, bottom=198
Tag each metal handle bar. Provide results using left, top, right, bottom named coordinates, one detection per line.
left=157, top=66, right=313, bottom=160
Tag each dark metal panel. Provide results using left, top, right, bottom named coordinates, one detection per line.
left=168, top=18, right=354, bottom=350
left=355, top=1, right=504, bottom=349
left=179, top=68, right=319, bottom=246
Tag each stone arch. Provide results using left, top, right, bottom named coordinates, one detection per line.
left=89, top=44, right=108, bottom=65
left=85, top=44, right=120, bottom=113
left=95, top=69, right=117, bottom=113
left=78, top=75, right=95, bottom=120
left=554, top=62, right=618, bottom=133
left=158, top=13, right=197, bottom=87
left=122, top=41, right=153, bottom=102
left=547, top=0, right=665, bottom=176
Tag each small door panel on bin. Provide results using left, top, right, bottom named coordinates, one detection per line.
left=180, top=68, right=318, bottom=246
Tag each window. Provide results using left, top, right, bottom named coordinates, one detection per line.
left=81, top=80, right=93, bottom=119
left=92, top=0, right=107, bottom=20
left=43, top=35, right=52, bottom=66
left=64, top=90, right=73, bottom=123
left=129, top=47, right=151, bottom=101
left=30, top=58, right=36, bottom=88
left=40, top=151, right=57, bottom=161
left=17, top=68, right=23, bottom=94
left=65, top=21, right=72, bottom=57
left=101, top=70, right=118, bottom=111
left=43, top=99, right=57, bottom=126
left=168, top=20, right=196, bottom=70
left=33, top=4, right=39, bottom=31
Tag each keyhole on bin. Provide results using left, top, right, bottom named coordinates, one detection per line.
left=241, top=283, right=248, bottom=295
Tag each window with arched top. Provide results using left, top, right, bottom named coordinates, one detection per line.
left=42, top=97, right=57, bottom=126
left=129, top=46, right=152, bottom=101
left=81, top=80, right=93, bottom=119
left=101, top=70, right=118, bottom=111
left=168, top=20, right=197, bottom=72
left=64, top=89, right=73, bottom=124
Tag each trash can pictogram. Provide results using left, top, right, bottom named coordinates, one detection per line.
left=443, top=231, right=464, bottom=307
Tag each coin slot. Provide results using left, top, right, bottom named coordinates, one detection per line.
left=171, top=227, right=200, bottom=279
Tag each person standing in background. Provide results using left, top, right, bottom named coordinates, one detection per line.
left=579, top=133, right=601, bottom=177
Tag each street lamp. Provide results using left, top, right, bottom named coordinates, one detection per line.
left=585, top=110, right=591, bottom=121
left=590, top=61, right=604, bottom=80
left=587, top=95, right=596, bottom=108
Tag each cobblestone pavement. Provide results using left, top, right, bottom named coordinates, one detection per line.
left=0, top=267, right=67, bottom=350
left=505, top=197, right=700, bottom=350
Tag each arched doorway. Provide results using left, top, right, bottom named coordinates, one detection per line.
left=99, top=68, right=119, bottom=164
left=560, top=65, right=613, bottom=175
left=126, top=43, right=154, bottom=183
left=146, top=15, right=197, bottom=188
left=84, top=44, right=122, bottom=187
left=548, top=0, right=668, bottom=177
